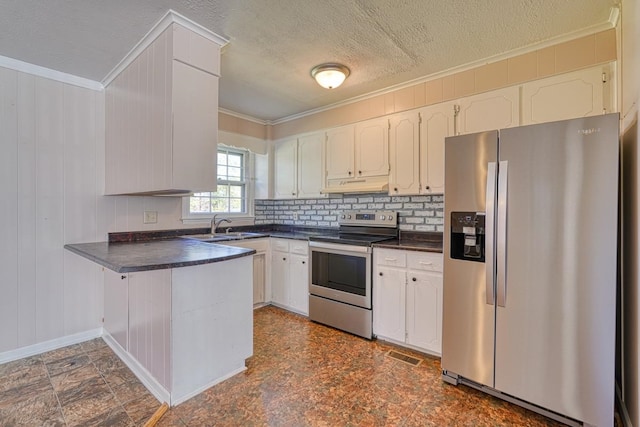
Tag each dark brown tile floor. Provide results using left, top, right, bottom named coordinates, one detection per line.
left=0, top=306, right=619, bottom=426
left=0, top=338, right=159, bottom=426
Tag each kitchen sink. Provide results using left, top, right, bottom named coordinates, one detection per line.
left=180, top=232, right=266, bottom=242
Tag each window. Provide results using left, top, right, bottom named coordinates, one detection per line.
left=189, top=147, right=248, bottom=215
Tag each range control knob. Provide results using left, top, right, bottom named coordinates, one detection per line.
left=347, top=215, right=352, bottom=219
left=341, top=214, right=346, bottom=219
left=388, top=215, right=394, bottom=221
left=379, top=215, right=386, bottom=220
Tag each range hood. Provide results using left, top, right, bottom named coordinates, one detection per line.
left=322, top=175, right=389, bottom=194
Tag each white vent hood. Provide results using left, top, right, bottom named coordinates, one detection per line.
left=322, top=176, right=389, bottom=194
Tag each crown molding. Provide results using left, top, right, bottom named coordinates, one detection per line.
left=219, top=108, right=268, bottom=125
left=0, top=55, right=103, bottom=91
left=102, top=9, right=228, bottom=86
left=271, top=21, right=616, bottom=125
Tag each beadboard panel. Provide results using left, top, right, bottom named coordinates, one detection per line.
left=0, top=67, right=105, bottom=354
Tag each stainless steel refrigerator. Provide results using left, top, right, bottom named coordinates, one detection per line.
left=441, top=113, right=619, bottom=427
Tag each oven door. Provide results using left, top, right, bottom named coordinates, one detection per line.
left=309, top=241, right=372, bottom=309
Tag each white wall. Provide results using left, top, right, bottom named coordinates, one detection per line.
left=620, top=0, right=640, bottom=425
left=0, top=67, right=105, bottom=352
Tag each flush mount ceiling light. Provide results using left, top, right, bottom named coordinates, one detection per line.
left=311, top=63, right=350, bottom=89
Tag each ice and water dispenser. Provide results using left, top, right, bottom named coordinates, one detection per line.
left=450, top=212, right=485, bottom=263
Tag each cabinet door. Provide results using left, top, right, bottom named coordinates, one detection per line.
left=355, top=117, right=389, bottom=177
left=458, top=86, right=519, bottom=134
left=521, top=66, right=606, bottom=125
left=389, top=111, right=420, bottom=195
left=289, top=254, right=309, bottom=315
left=406, top=270, right=443, bottom=355
left=372, top=265, right=406, bottom=342
left=253, top=253, right=265, bottom=305
left=419, top=104, right=453, bottom=194
left=297, top=132, right=325, bottom=198
left=172, top=60, right=218, bottom=192
left=271, top=251, right=289, bottom=306
left=326, top=125, right=355, bottom=180
left=274, top=138, right=298, bottom=199
left=104, top=269, right=128, bottom=350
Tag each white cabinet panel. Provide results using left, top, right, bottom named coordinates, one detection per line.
left=274, top=138, right=298, bottom=199
left=406, top=270, right=442, bottom=354
left=297, top=132, right=325, bottom=198
left=104, top=269, right=129, bottom=351
left=373, top=265, right=406, bottom=342
left=419, top=103, right=453, bottom=194
left=271, top=249, right=289, bottom=307
left=289, top=254, right=309, bottom=315
left=355, top=117, right=389, bottom=178
left=326, top=125, right=355, bottom=180
left=389, top=111, right=420, bottom=195
left=521, top=66, right=606, bottom=125
left=458, top=86, right=520, bottom=134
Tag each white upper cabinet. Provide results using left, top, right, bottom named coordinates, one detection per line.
left=273, top=131, right=325, bottom=199
left=105, top=23, right=221, bottom=195
left=419, top=102, right=454, bottom=194
left=326, top=117, right=389, bottom=181
left=273, top=138, right=297, bottom=199
left=389, top=111, right=420, bottom=195
left=521, top=66, right=608, bottom=125
left=354, top=117, right=389, bottom=178
left=297, top=132, right=326, bottom=198
left=325, top=125, right=355, bottom=180
left=457, top=86, right=520, bottom=134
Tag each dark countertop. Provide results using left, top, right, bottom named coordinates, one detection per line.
left=65, top=239, right=255, bottom=273
left=373, top=231, right=443, bottom=253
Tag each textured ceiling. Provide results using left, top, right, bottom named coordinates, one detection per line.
left=0, top=0, right=616, bottom=122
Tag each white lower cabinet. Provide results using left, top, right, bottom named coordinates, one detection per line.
left=104, top=269, right=129, bottom=351
left=270, top=238, right=309, bottom=315
left=373, top=248, right=443, bottom=356
left=222, top=238, right=270, bottom=305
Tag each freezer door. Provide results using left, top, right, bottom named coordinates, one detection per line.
left=442, top=130, right=498, bottom=387
left=494, top=114, right=618, bottom=426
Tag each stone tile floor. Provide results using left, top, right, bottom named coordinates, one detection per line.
left=0, top=305, right=620, bottom=426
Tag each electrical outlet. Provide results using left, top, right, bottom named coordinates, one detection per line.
left=292, top=211, right=299, bottom=221
left=143, top=210, right=158, bottom=224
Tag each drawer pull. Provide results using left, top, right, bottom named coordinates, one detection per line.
left=419, top=261, right=433, bottom=265
left=412, top=277, right=417, bottom=282
left=379, top=272, right=383, bottom=276
left=384, top=257, right=397, bottom=261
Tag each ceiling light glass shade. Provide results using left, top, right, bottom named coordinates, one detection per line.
left=311, top=63, right=350, bottom=89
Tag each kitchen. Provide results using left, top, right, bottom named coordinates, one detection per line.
left=0, top=1, right=639, bottom=426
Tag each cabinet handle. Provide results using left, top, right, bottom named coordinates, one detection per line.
left=121, top=275, right=126, bottom=280
left=348, top=171, right=352, bottom=176
left=358, top=170, right=362, bottom=175
left=384, top=257, right=397, bottom=261
left=394, top=188, right=398, bottom=192
left=283, top=257, right=286, bottom=261
left=412, top=277, right=417, bottom=282
left=302, top=261, right=306, bottom=264
left=426, top=185, right=430, bottom=190
left=419, top=261, right=433, bottom=265
left=292, top=192, right=295, bottom=196
left=379, top=272, right=383, bottom=276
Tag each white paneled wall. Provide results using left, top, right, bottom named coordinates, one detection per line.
left=0, top=67, right=103, bottom=352
left=0, top=65, right=200, bottom=356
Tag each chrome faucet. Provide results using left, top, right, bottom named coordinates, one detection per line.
left=210, top=214, right=232, bottom=234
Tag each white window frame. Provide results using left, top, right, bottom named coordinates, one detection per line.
left=181, top=145, right=255, bottom=225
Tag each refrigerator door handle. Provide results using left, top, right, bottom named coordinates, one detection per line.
left=485, top=162, right=497, bottom=305
left=497, top=160, right=508, bottom=307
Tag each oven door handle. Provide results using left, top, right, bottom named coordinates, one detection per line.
left=309, top=241, right=372, bottom=254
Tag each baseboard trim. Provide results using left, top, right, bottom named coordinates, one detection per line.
left=616, top=382, right=633, bottom=427
left=0, top=328, right=103, bottom=365
left=102, top=333, right=171, bottom=406
left=171, top=365, right=247, bottom=406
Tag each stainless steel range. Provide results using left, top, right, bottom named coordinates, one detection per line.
left=308, top=210, right=398, bottom=339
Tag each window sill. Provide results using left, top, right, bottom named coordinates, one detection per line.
left=181, top=215, right=256, bottom=227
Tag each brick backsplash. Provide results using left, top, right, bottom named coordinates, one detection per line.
left=254, top=193, right=444, bottom=232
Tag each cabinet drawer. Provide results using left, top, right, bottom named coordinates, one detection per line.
left=289, top=240, right=309, bottom=256
left=271, top=239, right=290, bottom=252
left=374, top=248, right=407, bottom=268
left=407, top=252, right=443, bottom=273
